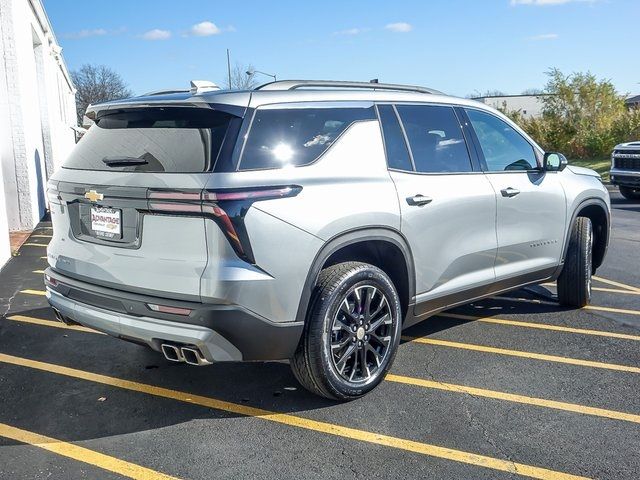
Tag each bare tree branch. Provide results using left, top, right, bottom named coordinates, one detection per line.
left=225, top=63, right=258, bottom=90
left=71, top=64, right=133, bottom=125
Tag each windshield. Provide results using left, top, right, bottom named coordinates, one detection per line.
left=63, top=107, right=234, bottom=173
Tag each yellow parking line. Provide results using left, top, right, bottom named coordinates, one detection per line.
left=6, top=315, right=103, bottom=335
left=584, top=305, right=640, bottom=316
left=492, top=296, right=640, bottom=317
left=31, top=234, right=52, bottom=238
left=404, top=336, right=640, bottom=374
left=20, top=289, right=46, bottom=296
left=0, top=353, right=589, bottom=480
left=0, top=422, right=179, bottom=480
left=593, top=276, right=640, bottom=293
left=437, top=312, right=640, bottom=341
left=22, top=243, right=47, bottom=248
left=541, top=283, right=640, bottom=296
left=592, top=287, right=640, bottom=295
left=386, top=374, right=640, bottom=424
left=40, top=256, right=47, bottom=260
left=10, top=313, right=640, bottom=425
left=33, top=270, right=45, bottom=274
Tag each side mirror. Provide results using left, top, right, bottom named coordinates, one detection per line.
left=543, top=152, right=568, bottom=172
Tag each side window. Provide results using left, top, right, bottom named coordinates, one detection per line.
left=377, top=105, right=413, bottom=171
left=239, top=106, right=375, bottom=170
left=395, top=105, right=472, bottom=173
left=466, top=109, right=537, bottom=172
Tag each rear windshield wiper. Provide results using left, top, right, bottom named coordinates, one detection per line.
left=102, top=156, right=149, bottom=167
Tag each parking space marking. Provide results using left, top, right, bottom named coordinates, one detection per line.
left=20, top=289, right=46, bottom=296
left=0, top=422, right=180, bottom=480
left=386, top=374, right=640, bottom=424
left=492, top=296, right=640, bottom=317
left=30, top=235, right=52, bottom=239
left=8, top=313, right=640, bottom=425
left=404, top=336, right=640, bottom=374
left=592, top=276, right=640, bottom=293
left=541, top=283, right=640, bottom=296
left=591, top=287, right=640, bottom=295
left=21, top=243, right=47, bottom=248
left=437, top=313, right=640, bottom=341
left=5, top=315, right=103, bottom=334
left=584, top=305, right=640, bottom=316
left=0, top=353, right=590, bottom=480
left=32, top=270, right=45, bottom=274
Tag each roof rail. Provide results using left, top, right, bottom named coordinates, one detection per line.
left=255, top=80, right=443, bottom=95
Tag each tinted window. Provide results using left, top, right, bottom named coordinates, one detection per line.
left=377, top=105, right=413, bottom=171
left=63, top=108, right=233, bottom=172
left=239, top=106, right=375, bottom=170
left=466, top=109, right=537, bottom=171
left=395, top=105, right=472, bottom=173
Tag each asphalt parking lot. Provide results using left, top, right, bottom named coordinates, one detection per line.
left=0, top=189, right=638, bottom=480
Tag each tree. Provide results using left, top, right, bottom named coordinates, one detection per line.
left=71, top=64, right=133, bottom=125
left=502, top=69, right=640, bottom=159
left=539, top=68, right=627, bottom=157
left=225, top=63, right=258, bottom=90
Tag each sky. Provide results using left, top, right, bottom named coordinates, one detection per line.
left=43, top=0, right=640, bottom=98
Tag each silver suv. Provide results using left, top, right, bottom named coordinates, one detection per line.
left=45, top=80, right=610, bottom=400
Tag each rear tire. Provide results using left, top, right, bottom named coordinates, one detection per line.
left=619, top=186, right=640, bottom=200
left=557, top=217, right=593, bottom=308
left=290, top=262, right=402, bottom=400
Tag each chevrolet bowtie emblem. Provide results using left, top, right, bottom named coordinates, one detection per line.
left=84, top=190, right=104, bottom=202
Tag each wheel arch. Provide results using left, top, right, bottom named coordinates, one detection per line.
left=562, top=198, right=610, bottom=272
left=295, top=227, right=415, bottom=324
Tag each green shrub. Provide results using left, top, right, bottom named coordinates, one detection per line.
left=501, top=69, right=638, bottom=159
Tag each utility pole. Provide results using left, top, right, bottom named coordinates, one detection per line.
left=226, top=49, right=232, bottom=89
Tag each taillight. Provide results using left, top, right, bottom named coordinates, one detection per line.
left=44, top=273, right=58, bottom=287
left=147, top=186, right=301, bottom=263
left=202, top=186, right=300, bottom=201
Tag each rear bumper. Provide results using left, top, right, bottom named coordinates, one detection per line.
left=44, top=268, right=304, bottom=362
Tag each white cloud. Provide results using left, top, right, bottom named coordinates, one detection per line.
left=62, top=28, right=108, bottom=39
left=385, top=22, right=413, bottom=33
left=189, top=21, right=222, bottom=37
left=511, top=0, right=596, bottom=5
left=141, top=29, right=171, bottom=40
left=333, top=27, right=368, bottom=36
left=529, top=33, right=559, bottom=40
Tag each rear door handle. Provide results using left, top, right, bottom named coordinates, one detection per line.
left=500, top=187, right=520, bottom=198
left=407, top=194, right=433, bottom=206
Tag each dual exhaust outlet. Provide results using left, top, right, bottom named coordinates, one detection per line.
left=161, top=343, right=211, bottom=366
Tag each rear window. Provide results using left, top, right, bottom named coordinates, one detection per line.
left=63, top=107, right=234, bottom=172
left=239, top=105, right=375, bottom=170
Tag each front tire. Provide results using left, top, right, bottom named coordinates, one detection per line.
left=290, top=262, right=402, bottom=400
left=619, top=186, right=640, bottom=200
left=557, top=217, right=593, bottom=307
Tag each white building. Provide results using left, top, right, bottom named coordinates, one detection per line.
left=473, top=94, right=550, bottom=119
left=0, top=0, right=76, bottom=268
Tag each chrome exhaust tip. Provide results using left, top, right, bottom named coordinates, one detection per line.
left=53, top=308, right=79, bottom=326
left=53, top=309, right=65, bottom=323
left=161, top=343, right=183, bottom=362
left=181, top=346, right=211, bottom=366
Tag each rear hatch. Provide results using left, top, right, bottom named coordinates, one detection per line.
left=47, top=102, right=244, bottom=301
